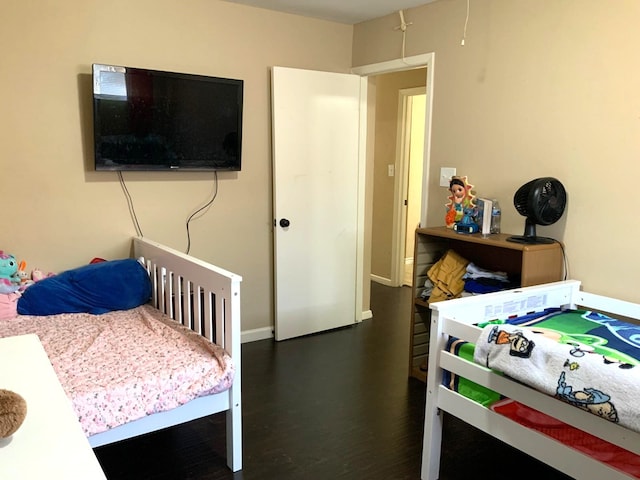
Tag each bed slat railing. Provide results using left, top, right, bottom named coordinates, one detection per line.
left=435, top=386, right=634, bottom=480
left=142, top=262, right=230, bottom=348
left=132, top=237, right=243, bottom=471
left=575, top=291, right=640, bottom=321
left=430, top=280, right=581, bottom=325
left=439, top=352, right=640, bottom=455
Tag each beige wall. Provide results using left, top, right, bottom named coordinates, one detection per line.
left=6, top=0, right=639, bottom=336
left=355, top=0, right=640, bottom=302
left=2, top=0, right=353, bottom=333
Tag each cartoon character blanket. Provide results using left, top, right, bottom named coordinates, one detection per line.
left=473, top=308, right=640, bottom=434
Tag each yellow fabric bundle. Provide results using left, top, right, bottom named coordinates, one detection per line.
left=427, top=249, right=469, bottom=303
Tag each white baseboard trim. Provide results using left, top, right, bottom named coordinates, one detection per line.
left=241, top=311, right=373, bottom=341
left=370, top=274, right=393, bottom=286
left=241, top=326, right=274, bottom=344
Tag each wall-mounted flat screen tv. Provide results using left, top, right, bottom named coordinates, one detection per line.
left=92, top=64, right=243, bottom=171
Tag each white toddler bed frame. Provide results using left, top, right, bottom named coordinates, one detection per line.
left=422, top=280, right=640, bottom=480
left=89, top=237, right=243, bottom=472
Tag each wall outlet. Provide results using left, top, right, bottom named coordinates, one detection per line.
left=440, top=167, right=456, bottom=187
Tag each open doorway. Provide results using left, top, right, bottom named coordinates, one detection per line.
left=399, top=88, right=426, bottom=287
left=352, top=53, right=434, bottom=320
left=367, top=70, right=426, bottom=288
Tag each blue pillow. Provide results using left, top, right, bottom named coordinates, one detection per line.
left=17, top=259, right=152, bottom=316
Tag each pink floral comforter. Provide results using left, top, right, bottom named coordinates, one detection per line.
left=0, top=305, right=235, bottom=436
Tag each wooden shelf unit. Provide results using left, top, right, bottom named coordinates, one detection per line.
left=409, top=226, right=564, bottom=382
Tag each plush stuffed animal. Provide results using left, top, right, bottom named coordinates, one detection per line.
left=31, top=269, right=45, bottom=282
left=0, top=280, right=18, bottom=294
left=0, top=251, right=20, bottom=294
left=31, top=269, right=55, bottom=282
left=17, top=261, right=32, bottom=287
left=0, top=389, right=27, bottom=438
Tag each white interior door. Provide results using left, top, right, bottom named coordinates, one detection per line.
left=271, top=66, right=360, bottom=341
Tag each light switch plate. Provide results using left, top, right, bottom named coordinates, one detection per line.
left=440, top=167, right=456, bottom=187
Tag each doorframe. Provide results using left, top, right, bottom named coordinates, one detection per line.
left=351, top=53, right=435, bottom=319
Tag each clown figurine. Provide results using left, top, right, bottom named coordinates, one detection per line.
left=445, top=176, right=476, bottom=228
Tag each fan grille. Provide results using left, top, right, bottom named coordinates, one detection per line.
left=530, top=178, right=566, bottom=225
left=509, top=177, right=566, bottom=244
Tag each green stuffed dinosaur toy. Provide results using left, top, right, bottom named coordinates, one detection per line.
left=0, top=251, right=20, bottom=294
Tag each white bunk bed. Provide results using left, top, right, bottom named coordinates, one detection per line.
left=422, top=280, right=640, bottom=480
left=0, top=237, right=242, bottom=472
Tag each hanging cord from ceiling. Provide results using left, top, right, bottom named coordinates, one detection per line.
left=394, top=10, right=413, bottom=64
left=461, top=0, right=470, bottom=46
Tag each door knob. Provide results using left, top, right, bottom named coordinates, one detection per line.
left=279, top=218, right=290, bottom=228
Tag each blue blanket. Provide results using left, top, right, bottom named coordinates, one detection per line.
left=17, top=259, right=151, bottom=316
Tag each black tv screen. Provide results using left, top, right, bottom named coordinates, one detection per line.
left=92, top=64, right=243, bottom=171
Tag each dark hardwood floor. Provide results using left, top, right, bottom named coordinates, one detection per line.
left=94, top=282, right=573, bottom=480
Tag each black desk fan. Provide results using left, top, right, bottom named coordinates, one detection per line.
left=507, top=177, right=567, bottom=244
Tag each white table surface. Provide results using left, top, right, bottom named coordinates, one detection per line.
left=0, top=334, right=106, bottom=479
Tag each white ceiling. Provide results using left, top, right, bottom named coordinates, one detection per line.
left=221, top=0, right=436, bottom=25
